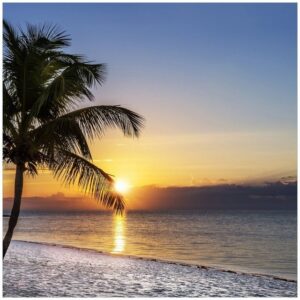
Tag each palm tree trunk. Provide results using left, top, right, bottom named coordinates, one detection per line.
left=3, top=163, right=25, bottom=258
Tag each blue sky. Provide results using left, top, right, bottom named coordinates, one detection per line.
left=3, top=3, right=297, bottom=189
left=4, top=3, right=296, bottom=132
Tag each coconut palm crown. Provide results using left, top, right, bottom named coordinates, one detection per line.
left=3, top=21, right=144, bottom=258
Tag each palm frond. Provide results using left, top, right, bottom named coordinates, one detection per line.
left=3, top=83, right=19, bottom=136
left=31, top=118, right=92, bottom=159
left=32, top=105, right=145, bottom=141
left=3, top=20, right=21, bottom=56
left=69, top=105, right=145, bottom=138
left=48, top=149, right=125, bottom=214
left=28, top=61, right=106, bottom=121
left=3, top=83, right=16, bottom=115
left=3, top=133, right=15, bottom=163
left=20, top=22, right=71, bottom=50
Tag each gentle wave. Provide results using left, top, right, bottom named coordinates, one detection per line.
left=15, top=239, right=296, bottom=283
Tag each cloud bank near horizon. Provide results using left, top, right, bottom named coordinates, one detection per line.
left=3, top=179, right=297, bottom=213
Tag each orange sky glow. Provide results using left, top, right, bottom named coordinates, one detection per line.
left=3, top=128, right=296, bottom=200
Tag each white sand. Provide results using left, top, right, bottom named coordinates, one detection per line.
left=3, top=241, right=297, bottom=297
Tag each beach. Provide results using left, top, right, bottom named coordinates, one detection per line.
left=3, top=211, right=297, bottom=281
left=3, top=241, right=297, bottom=297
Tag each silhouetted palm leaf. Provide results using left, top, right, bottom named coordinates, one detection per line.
left=49, top=149, right=125, bottom=214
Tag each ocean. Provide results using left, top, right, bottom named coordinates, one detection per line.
left=3, top=210, right=297, bottom=281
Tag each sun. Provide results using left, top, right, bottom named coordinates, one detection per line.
left=114, top=180, right=130, bottom=194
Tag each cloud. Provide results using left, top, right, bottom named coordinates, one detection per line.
left=127, top=180, right=297, bottom=211
left=4, top=179, right=297, bottom=213
left=49, top=192, right=65, bottom=199
left=3, top=195, right=99, bottom=213
left=217, top=178, right=228, bottom=183
left=280, top=176, right=297, bottom=185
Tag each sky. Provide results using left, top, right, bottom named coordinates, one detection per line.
left=3, top=3, right=297, bottom=204
left=3, top=181, right=297, bottom=212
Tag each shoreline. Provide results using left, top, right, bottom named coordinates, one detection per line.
left=14, top=239, right=296, bottom=283
left=4, top=240, right=297, bottom=297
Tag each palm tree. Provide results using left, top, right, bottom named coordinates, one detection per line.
left=3, top=21, right=144, bottom=258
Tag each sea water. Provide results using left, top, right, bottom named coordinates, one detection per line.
left=3, top=210, right=297, bottom=281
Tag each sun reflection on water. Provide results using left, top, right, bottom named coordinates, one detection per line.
left=112, top=214, right=125, bottom=253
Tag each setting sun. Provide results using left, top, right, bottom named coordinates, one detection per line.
left=114, top=180, right=130, bottom=194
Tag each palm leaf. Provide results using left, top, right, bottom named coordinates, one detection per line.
left=32, top=105, right=145, bottom=141
left=32, top=117, right=92, bottom=159
left=27, top=60, right=106, bottom=121
left=20, top=22, right=71, bottom=50
left=48, top=149, right=125, bottom=214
